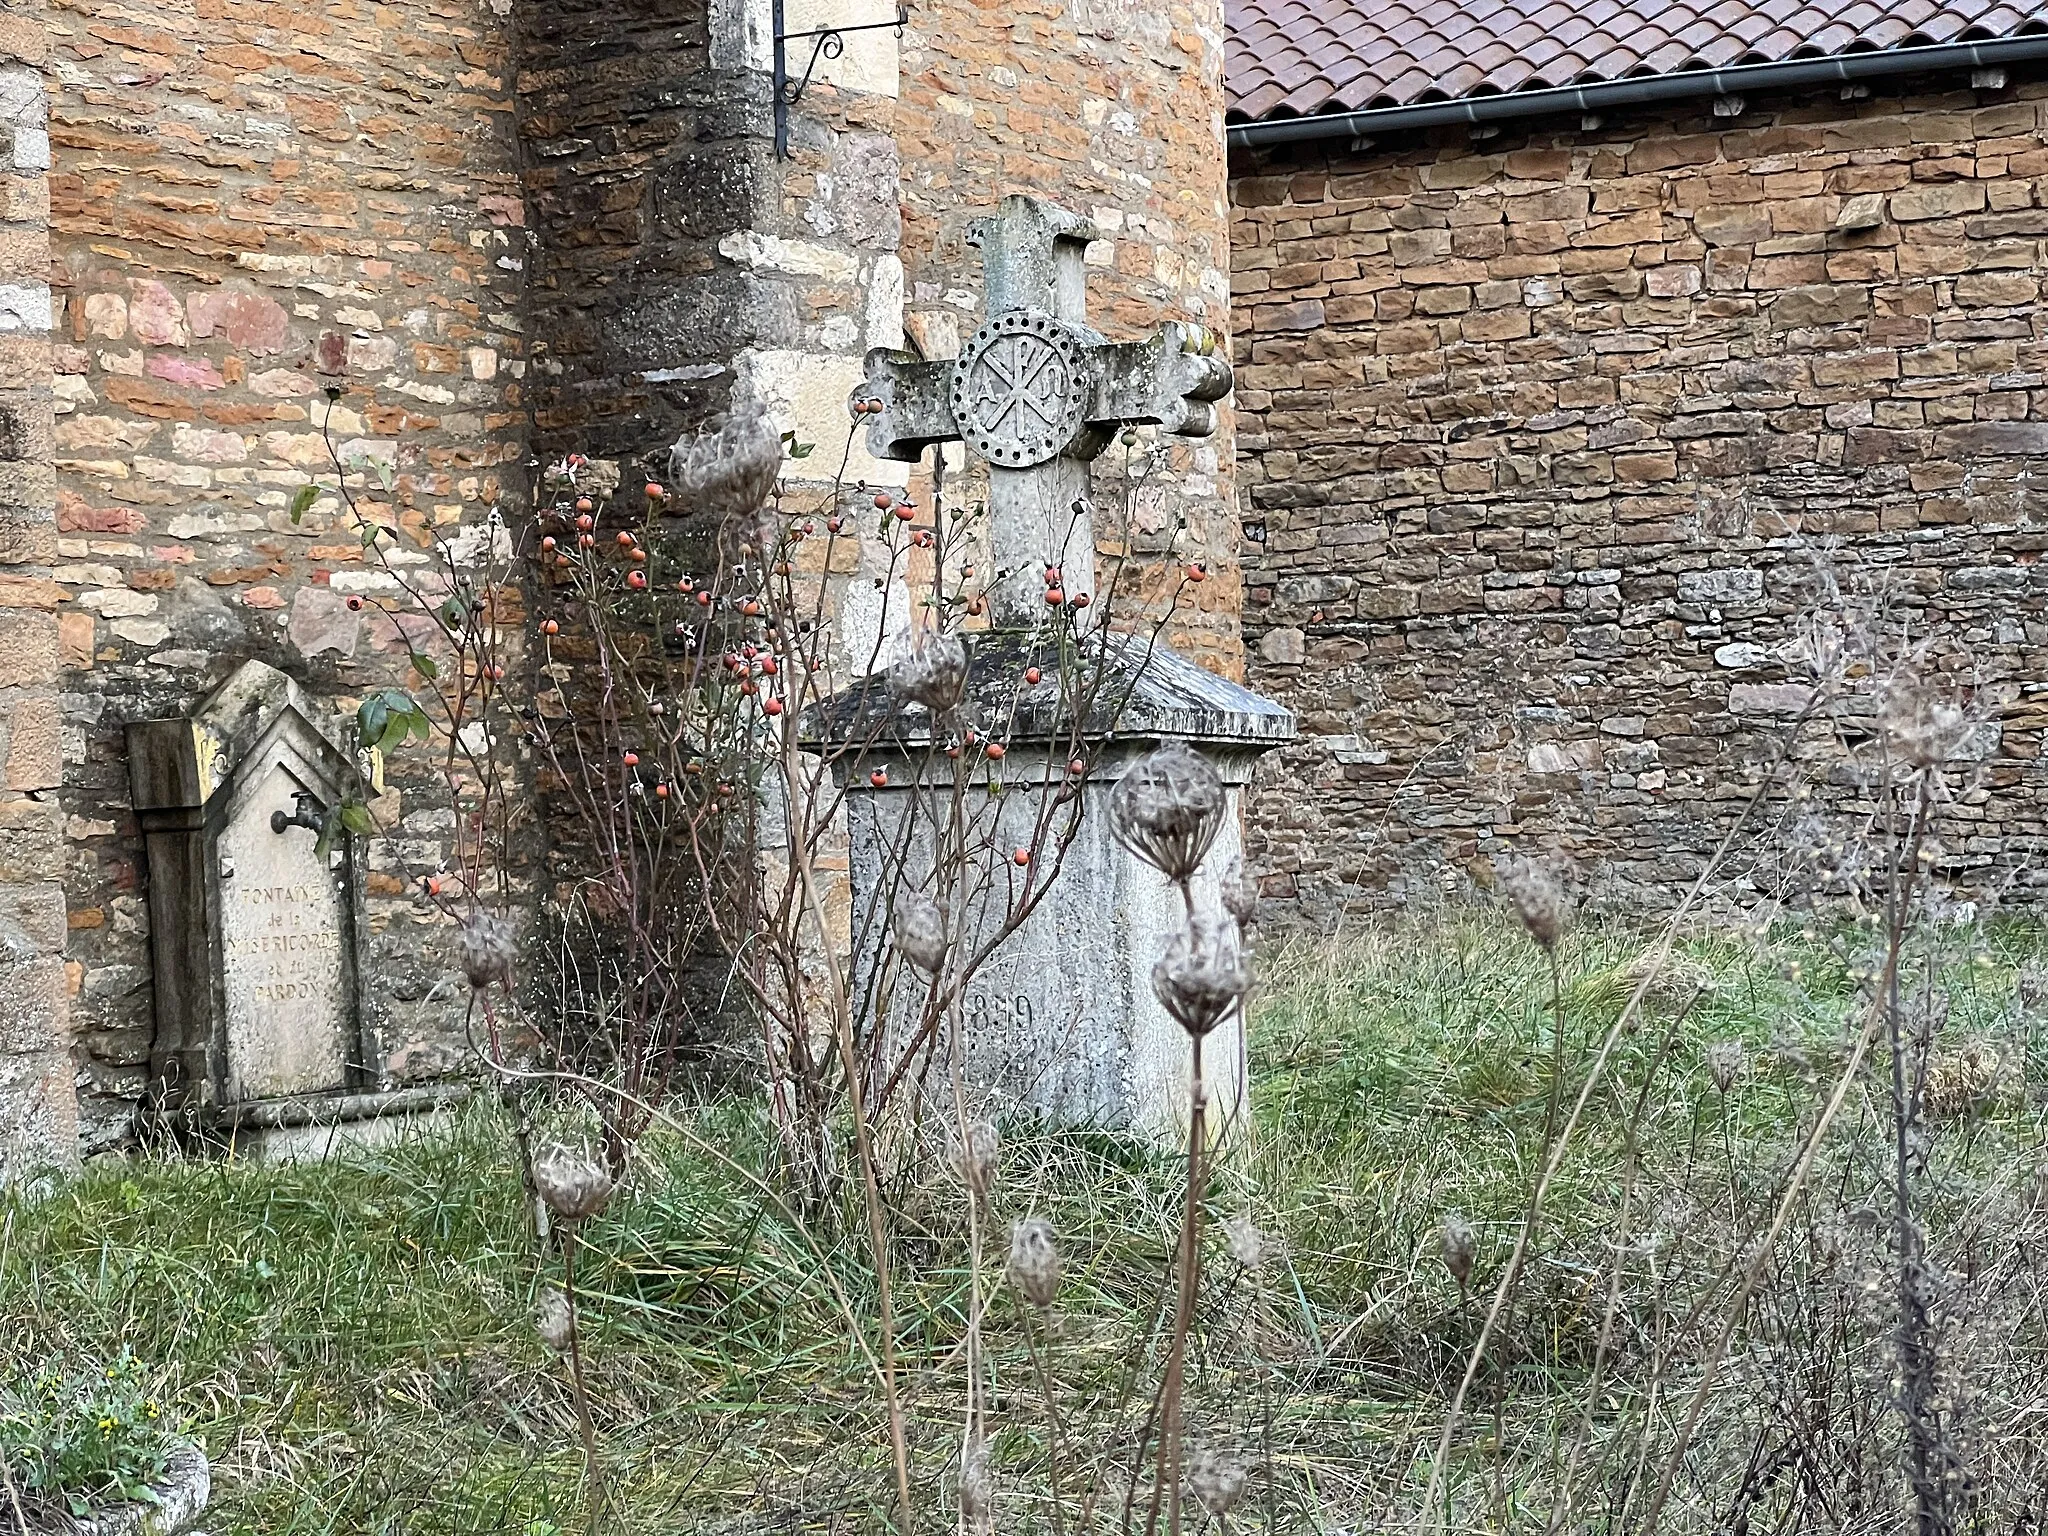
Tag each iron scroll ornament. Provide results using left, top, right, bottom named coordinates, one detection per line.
left=772, top=0, right=911, bottom=159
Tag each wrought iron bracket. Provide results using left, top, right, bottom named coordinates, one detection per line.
left=772, top=0, right=909, bottom=159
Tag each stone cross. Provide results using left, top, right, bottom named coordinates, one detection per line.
left=856, top=194, right=1231, bottom=624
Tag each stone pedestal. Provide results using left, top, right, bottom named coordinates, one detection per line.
left=128, top=660, right=385, bottom=1137
left=824, top=631, right=1293, bottom=1135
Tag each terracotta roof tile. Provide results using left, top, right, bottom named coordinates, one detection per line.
left=1227, top=0, right=2048, bottom=122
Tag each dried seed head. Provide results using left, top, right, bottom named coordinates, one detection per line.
left=959, top=1437, right=993, bottom=1522
left=533, top=1144, right=614, bottom=1221
left=1503, top=856, right=1571, bottom=951
left=1186, top=1445, right=1248, bottom=1518
left=1440, top=1213, right=1477, bottom=1290
left=668, top=394, right=783, bottom=521
left=2020, top=961, right=2048, bottom=1016
left=535, top=1287, right=573, bottom=1352
left=1006, top=1216, right=1061, bottom=1309
left=458, top=910, right=516, bottom=991
left=1922, top=1038, right=2016, bottom=1120
left=1224, top=1213, right=1265, bottom=1270
left=888, top=630, right=969, bottom=714
left=1220, top=858, right=1260, bottom=929
left=946, top=1117, right=999, bottom=1197
left=1704, top=1039, right=1747, bottom=1094
left=1151, top=913, right=1252, bottom=1038
left=1109, top=741, right=1227, bottom=883
left=892, top=890, right=948, bottom=974
left=1879, top=675, right=1977, bottom=772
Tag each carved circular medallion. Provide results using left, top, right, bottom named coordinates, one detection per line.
left=949, top=311, right=1090, bottom=469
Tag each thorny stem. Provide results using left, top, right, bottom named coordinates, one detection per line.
left=784, top=724, right=916, bottom=1533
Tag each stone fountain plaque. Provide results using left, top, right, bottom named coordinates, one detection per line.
left=129, top=659, right=368, bottom=1124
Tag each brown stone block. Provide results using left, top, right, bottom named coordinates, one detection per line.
left=3, top=691, right=56, bottom=793
left=1890, top=181, right=1987, bottom=221
left=0, top=511, right=53, bottom=566
left=1770, top=284, right=1869, bottom=327
left=1956, top=271, right=2039, bottom=307
left=56, top=610, right=91, bottom=669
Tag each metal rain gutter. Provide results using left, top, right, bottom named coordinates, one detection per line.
left=1227, top=33, right=2048, bottom=150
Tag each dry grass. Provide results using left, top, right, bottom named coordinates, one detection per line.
left=5, top=913, right=2047, bottom=1533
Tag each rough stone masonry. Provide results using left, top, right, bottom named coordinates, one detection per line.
left=9, top=0, right=1240, bottom=1172
left=1232, top=76, right=2048, bottom=921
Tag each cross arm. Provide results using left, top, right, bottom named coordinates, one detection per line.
left=854, top=348, right=958, bottom=463
left=1086, top=321, right=1233, bottom=440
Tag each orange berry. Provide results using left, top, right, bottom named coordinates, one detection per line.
left=645, top=482, right=665, bottom=499
left=869, top=768, right=888, bottom=788
left=541, top=535, right=557, bottom=551
left=764, top=697, right=784, bottom=716
left=627, top=570, right=648, bottom=588
left=760, top=656, right=778, bottom=675
left=426, top=875, right=443, bottom=896
left=542, top=619, right=559, bottom=636
left=873, top=493, right=891, bottom=509
left=576, top=514, right=593, bottom=531
left=655, top=782, right=670, bottom=799
left=1045, top=588, right=1064, bottom=606
left=623, top=751, right=639, bottom=767
left=1187, top=563, right=1206, bottom=582
left=985, top=742, right=1006, bottom=760
left=1025, top=667, right=1041, bottom=685
left=1067, top=757, right=1085, bottom=776
left=617, top=531, right=635, bottom=547
left=1012, top=848, right=1030, bottom=866
left=575, top=497, right=593, bottom=513
left=697, top=591, right=713, bottom=606
left=1071, top=592, right=1090, bottom=608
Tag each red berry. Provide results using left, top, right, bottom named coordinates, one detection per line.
left=985, top=742, right=1006, bottom=760
left=655, top=782, right=670, bottom=799
left=624, top=751, right=639, bottom=767
left=873, top=493, right=891, bottom=509
left=1012, top=848, right=1030, bottom=866
left=1045, top=588, right=1064, bottom=606
left=617, top=531, right=635, bottom=548
left=1071, top=592, right=1090, bottom=608
left=869, top=768, right=888, bottom=788
left=697, top=591, right=712, bottom=606
left=645, top=482, right=665, bottom=499
left=575, top=497, right=593, bottom=513
left=542, top=618, right=559, bottom=635
left=627, top=570, right=648, bottom=588
left=760, top=656, right=778, bottom=675
left=741, top=679, right=758, bottom=696
left=1025, top=667, right=1041, bottom=685
left=828, top=517, right=844, bottom=534
left=1068, top=757, right=1085, bottom=776
left=576, top=514, right=593, bottom=531
left=578, top=533, right=595, bottom=549
left=743, top=599, right=762, bottom=616
left=1044, top=565, right=1062, bottom=584
left=629, top=548, right=647, bottom=563
left=1187, top=563, right=1207, bottom=582
left=764, top=697, right=784, bottom=716
left=894, top=504, right=916, bottom=522
left=489, top=664, right=505, bottom=681
left=345, top=595, right=364, bottom=612
left=541, top=535, right=557, bottom=551
left=426, top=875, right=443, bottom=896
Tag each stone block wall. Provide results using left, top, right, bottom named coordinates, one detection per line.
left=1231, top=76, right=2048, bottom=920
left=0, top=0, right=70, bottom=1179
left=895, top=0, right=1244, bottom=674
left=52, top=0, right=528, bottom=1145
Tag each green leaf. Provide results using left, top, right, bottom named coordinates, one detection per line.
left=288, top=483, right=320, bottom=524
left=408, top=711, right=432, bottom=742
left=788, top=440, right=814, bottom=459
left=376, top=712, right=410, bottom=752
left=339, top=801, right=376, bottom=835
left=409, top=653, right=439, bottom=680
left=358, top=697, right=389, bottom=747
